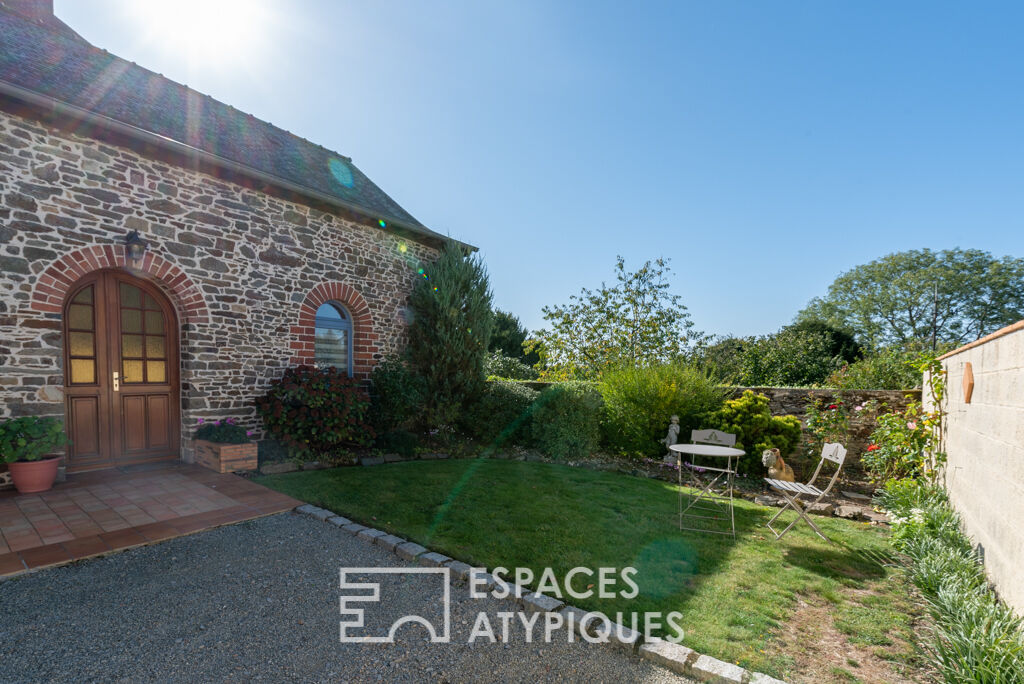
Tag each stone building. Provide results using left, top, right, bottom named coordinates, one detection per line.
left=0, top=0, right=460, bottom=473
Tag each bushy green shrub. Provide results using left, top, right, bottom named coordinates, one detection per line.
left=195, top=418, right=251, bottom=444
left=378, top=429, right=419, bottom=458
left=863, top=401, right=942, bottom=481
left=406, top=244, right=494, bottom=429
left=460, top=380, right=539, bottom=445
left=706, top=390, right=802, bottom=476
left=599, top=363, right=726, bottom=457
left=0, top=416, right=68, bottom=462
left=827, top=347, right=923, bottom=390
left=531, top=382, right=603, bottom=459
left=485, top=352, right=539, bottom=380
left=878, top=478, right=1024, bottom=681
left=368, top=355, right=425, bottom=432
left=255, top=365, right=373, bottom=458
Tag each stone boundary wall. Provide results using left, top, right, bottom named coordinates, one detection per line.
left=930, top=321, right=1024, bottom=615
left=501, top=381, right=920, bottom=469
left=735, top=386, right=920, bottom=469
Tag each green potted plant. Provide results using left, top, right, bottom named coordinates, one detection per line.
left=194, top=418, right=258, bottom=473
left=0, top=416, right=69, bottom=494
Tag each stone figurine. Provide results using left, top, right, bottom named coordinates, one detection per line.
left=662, top=415, right=680, bottom=462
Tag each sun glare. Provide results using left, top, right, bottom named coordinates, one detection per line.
left=126, top=0, right=273, bottom=68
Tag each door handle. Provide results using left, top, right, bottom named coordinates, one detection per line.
left=112, top=371, right=120, bottom=392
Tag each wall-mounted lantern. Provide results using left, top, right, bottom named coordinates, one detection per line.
left=125, top=230, right=147, bottom=261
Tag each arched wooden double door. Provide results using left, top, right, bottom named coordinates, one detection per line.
left=63, top=270, right=180, bottom=471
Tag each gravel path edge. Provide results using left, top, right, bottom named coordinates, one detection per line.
left=293, top=503, right=789, bottom=684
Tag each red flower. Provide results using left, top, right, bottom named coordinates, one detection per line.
left=827, top=404, right=839, bottom=410
left=867, top=444, right=880, bottom=451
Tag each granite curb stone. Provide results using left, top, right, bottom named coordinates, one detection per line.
left=446, top=561, right=474, bottom=582
left=691, top=654, right=747, bottom=683
left=356, top=528, right=387, bottom=543
left=523, top=592, right=564, bottom=614
left=417, top=551, right=453, bottom=567
left=374, top=534, right=407, bottom=551
left=395, top=542, right=427, bottom=561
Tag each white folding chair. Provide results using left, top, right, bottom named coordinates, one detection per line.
left=764, top=442, right=847, bottom=542
left=679, top=429, right=738, bottom=537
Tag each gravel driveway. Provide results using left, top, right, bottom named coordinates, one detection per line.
left=0, top=512, right=692, bottom=683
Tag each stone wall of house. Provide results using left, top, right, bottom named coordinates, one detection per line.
left=927, top=322, right=1024, bottom=615
left=0, top=107, right=439, bottom=463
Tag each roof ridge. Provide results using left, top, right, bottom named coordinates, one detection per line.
left=20, top=13, right=359, bottom=168
left=0, top=5, right=451, bottom=242
left=0, top=2, right=87, bottom=42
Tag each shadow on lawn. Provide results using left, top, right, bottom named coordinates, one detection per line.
left=626, top=482, right=764, bottom=602
left=783, top=544, right=887, bottom=581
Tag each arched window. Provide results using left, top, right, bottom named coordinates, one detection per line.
left=314, top=302, right=353, bottom=376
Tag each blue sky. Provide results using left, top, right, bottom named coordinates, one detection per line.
left=57, top=1, right=1024, bottom=337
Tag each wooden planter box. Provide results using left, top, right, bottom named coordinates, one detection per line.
left=195, top=440, right=258, bottom=473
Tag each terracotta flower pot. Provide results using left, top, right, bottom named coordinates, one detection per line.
left=8, top=455, right=61, bottom=494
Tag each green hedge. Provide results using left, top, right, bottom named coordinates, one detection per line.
left=460, top=380, right=539, bottom=446
left=530, top=382, right=603, bottom=459
left=599, top=363, right=726, bottom=458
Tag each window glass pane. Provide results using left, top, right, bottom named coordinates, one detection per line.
left=72, top=286, right=93, bottom=304
left=144, top=310, right=164, bottom=334
left=122, top=359, right=144, bottom=383
left=68, top=304, right=93, bottom=330
left=119, top=283, right=141, bottom=308
left=315, top=327, right=349, bottom=371
left=146, top=336, right=166, bottom=358
left=122, top=334, right=143, bottom=358
left=147, top=361, right=166, bottom=383
left=143, top=293, right=160, bottom=311
left=69, top=332, right=94, bottom=357
left=70, top=359, right=95, bottom=384
left=315, top=302, right=348, bottom=328
left=121, top=309, right=142, bottom=333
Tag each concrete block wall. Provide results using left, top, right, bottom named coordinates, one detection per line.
left=933, top=321, right=1024, bottom=614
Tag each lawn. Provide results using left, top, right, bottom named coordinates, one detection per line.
left=258, top=459, right=923, bottom=681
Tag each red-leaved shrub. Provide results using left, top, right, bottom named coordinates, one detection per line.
left=255, top=365, right=374, bottom=457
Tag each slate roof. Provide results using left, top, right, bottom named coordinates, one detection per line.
left=0, top=6, right=444, bottom=241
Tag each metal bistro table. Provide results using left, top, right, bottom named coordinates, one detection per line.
left=670, top=442, right=745, bottom=537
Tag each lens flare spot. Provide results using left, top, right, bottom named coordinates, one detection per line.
left=398, top=242, right=408, bottom=254
left=378, top=219, right=387, bottom=228
left=631, top=537, right=698, bottom=600
left=327, top=157, right=354, bottom=188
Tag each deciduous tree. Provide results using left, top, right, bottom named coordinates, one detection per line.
left=798, top=248, right=1024, bottom=349
left=529, top=256, right=700, bottom=379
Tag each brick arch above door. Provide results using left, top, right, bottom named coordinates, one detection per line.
left=30, top=245, right=209, bottom=324
left=293, top=281, right=378, bottom=378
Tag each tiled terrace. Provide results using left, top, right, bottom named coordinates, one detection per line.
left=0, top=462, right=301, bottom=578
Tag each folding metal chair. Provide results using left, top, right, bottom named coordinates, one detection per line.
left=764, top=442, right=847, bottom=542
left=678, top=429, right=738, bottom=537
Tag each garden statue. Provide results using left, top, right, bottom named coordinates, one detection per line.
left=662, top=415, right=680, bottom=462
left=762, top=448, right=795, bottom=482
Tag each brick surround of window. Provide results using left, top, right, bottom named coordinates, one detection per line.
left=292, top=281, right=378, bottom=379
